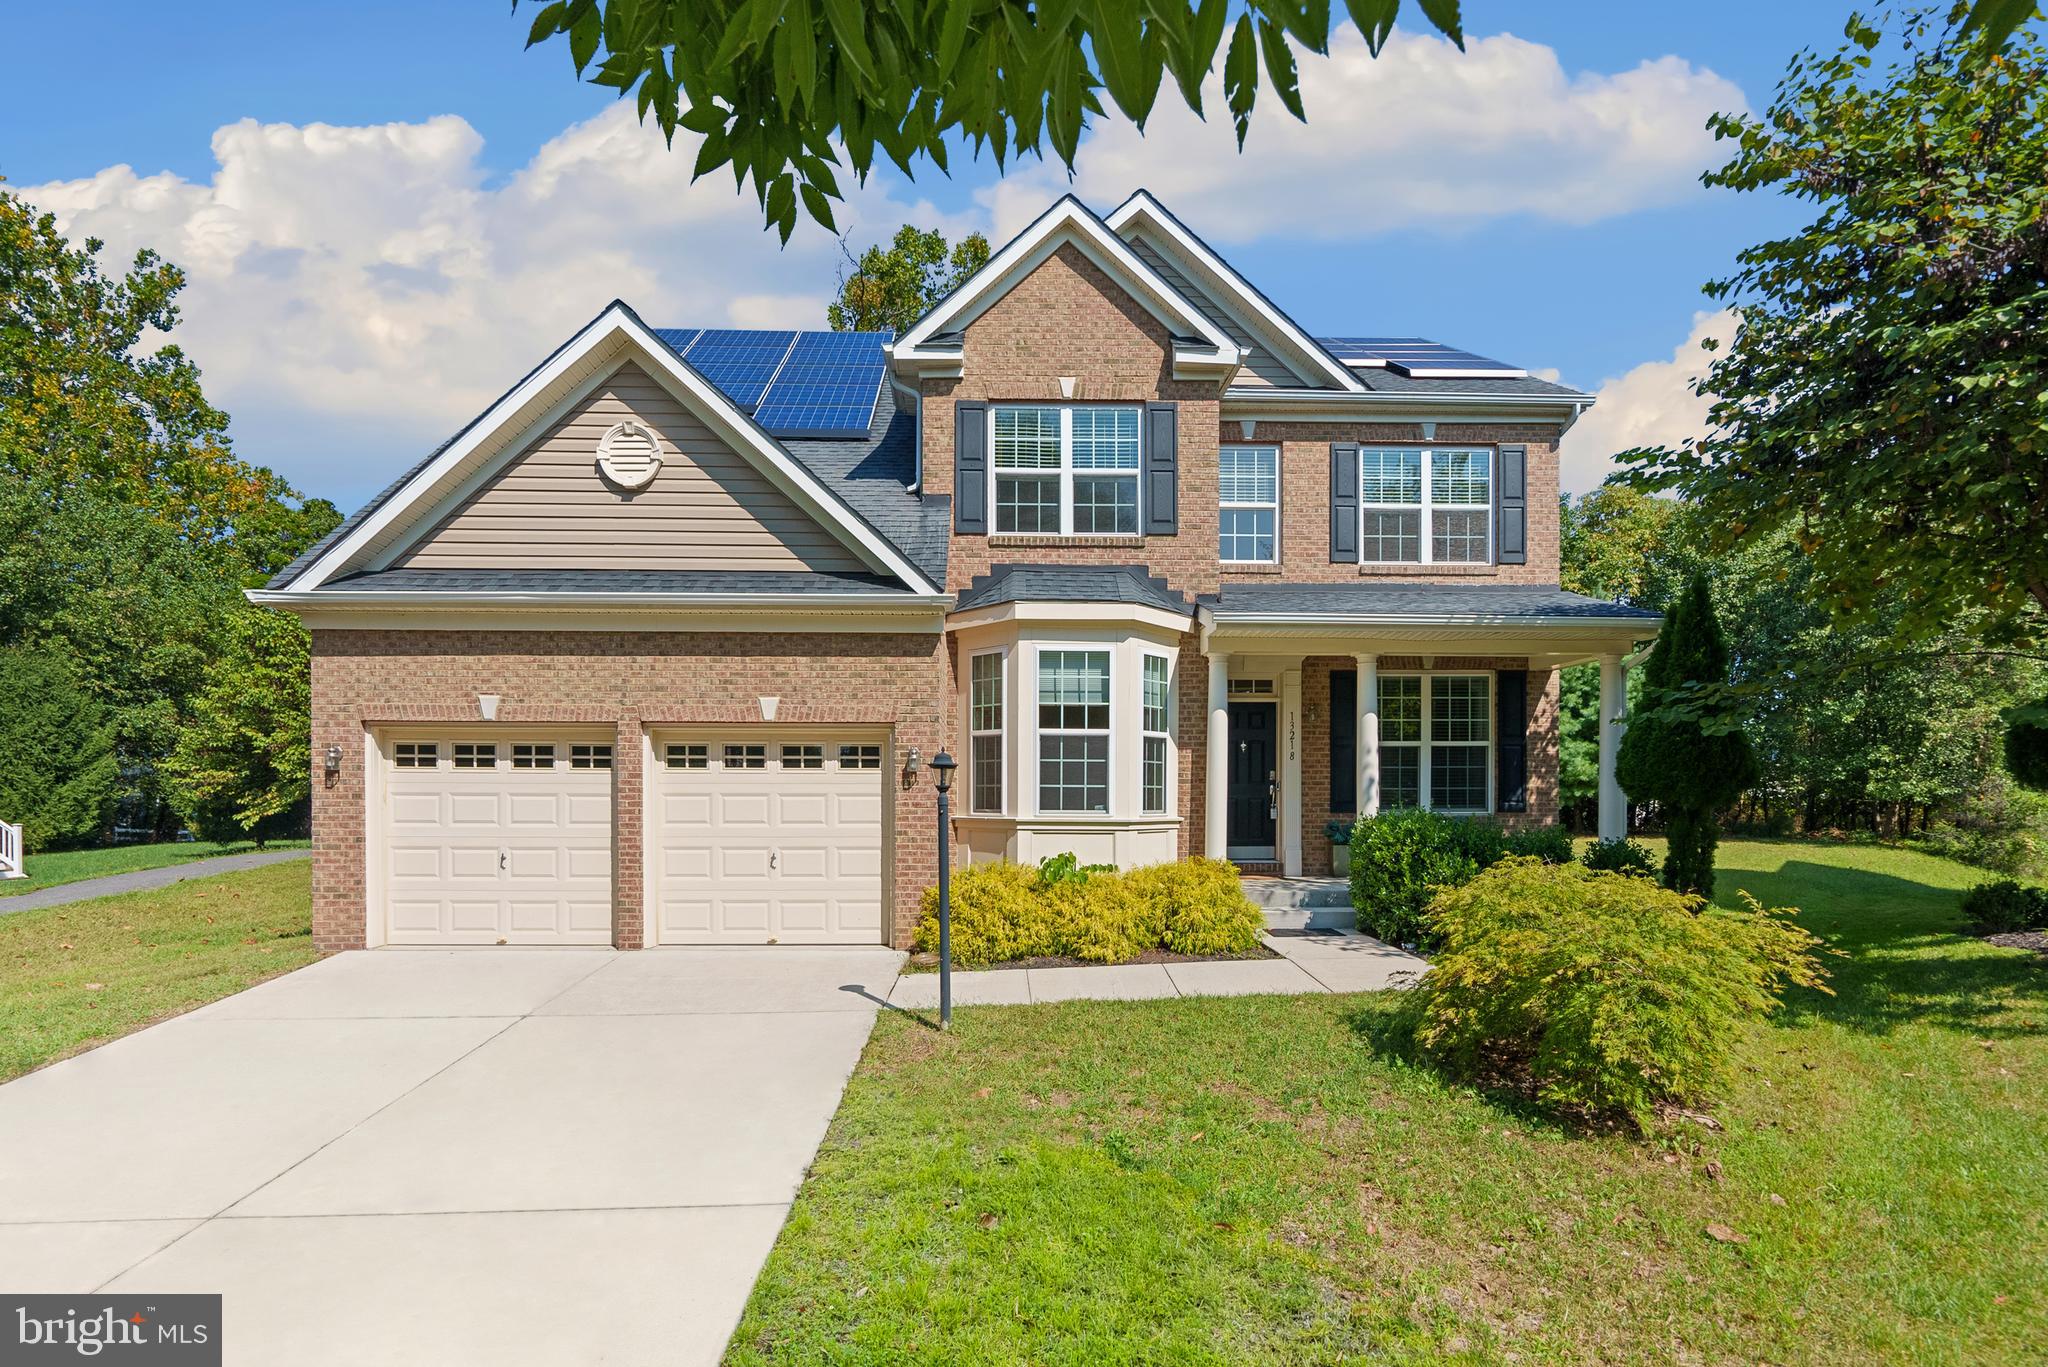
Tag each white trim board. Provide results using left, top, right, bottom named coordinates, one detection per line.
left=283, top=303, right=943, bottom=597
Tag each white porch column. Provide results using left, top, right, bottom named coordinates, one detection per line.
left=1355, top=653, right=1380, bottom=819
left=1205, top=652, right=1230, bottom=858
left=1597, top=653, right=1629, bottom=841
left=1280, top=668, right=1303, bottom=875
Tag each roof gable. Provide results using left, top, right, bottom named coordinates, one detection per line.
left=892, top=196, right=1239, bottom=376
left=270, top=303, right=942, bottom=597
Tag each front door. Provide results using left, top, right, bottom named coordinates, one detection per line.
left=1227, top=701, right=1277, bottom=859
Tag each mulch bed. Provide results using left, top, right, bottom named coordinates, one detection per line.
left=1981, top=929, right=2048, bottom=958
left=902, top=944, right=1279, bottom=973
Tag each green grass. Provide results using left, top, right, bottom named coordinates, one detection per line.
left=730, top=839, right=2047, bottom=1364
left=0, top=839, right=308, bottom=897
left=0, top=860, right=317, bottom=1081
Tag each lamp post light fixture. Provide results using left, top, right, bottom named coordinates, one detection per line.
left=929, top=750, right=957, bottom=1029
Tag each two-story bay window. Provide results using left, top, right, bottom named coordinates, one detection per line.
left=1141, top=653, right=1172, bottom=814
left=1375, top=673, right=1492, bottom=812
left=1218, top=446, right=1279, bottom=563
left=992, top=406, right=1141, bottom=535
left=1360, top=447, right=1493, bottom=564
left=1037, top=649, right=1111, bottom=813
left=970, top=651, right=1005, bottom=814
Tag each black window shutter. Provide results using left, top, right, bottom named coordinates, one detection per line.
left=1330, top=443, right=1360, bottom=562
left=1497, top=444, right=1527, bottom=565
left=954, top=401, right=988, bottom=534
left=1143, top=401, right=1179, bottom=535
left=1330, top=669, right=1357, bottom=812
left=1496, top=669, right=1528, bottom=813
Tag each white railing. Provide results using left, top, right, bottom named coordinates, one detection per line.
left=0, top=821, right=22, bottom=879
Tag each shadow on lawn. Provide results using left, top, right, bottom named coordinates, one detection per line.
left=1719, top=860, right=2047, bottom=1041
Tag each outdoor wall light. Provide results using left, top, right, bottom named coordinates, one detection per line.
left=902, top=747, right=923, bottom=787
left=323, top=744, right=342, bottom=785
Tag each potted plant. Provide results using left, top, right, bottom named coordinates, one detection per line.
left=1326, top=820, right=1354, bottom=877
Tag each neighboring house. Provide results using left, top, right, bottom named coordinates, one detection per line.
left=257, top=192, right=1659, bottom=954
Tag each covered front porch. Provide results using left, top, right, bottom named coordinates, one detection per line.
left=1195, top=584, right=1661, bottom=877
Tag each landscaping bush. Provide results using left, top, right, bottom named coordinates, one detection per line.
left=1413, top=858, right=1832, bottom=1127
left=1127, top=857, right=1266, bottom=956
left=1958, top=879, right=2048, bottom=935
left=1582, top=836, right=1658, bottom=879
left=1503, top=824, right=1575, bottom=865
left=915, top=856, right=1264, bottom=966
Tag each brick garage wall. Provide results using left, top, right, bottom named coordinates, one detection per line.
left=1222, top=420, right=1566, bottom=587
left=1301, top=656, right=1560, bottom=876
left=310, top=627, right=947, bottom=954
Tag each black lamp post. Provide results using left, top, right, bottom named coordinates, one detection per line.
left=929, top=751, right=957, bottom=1029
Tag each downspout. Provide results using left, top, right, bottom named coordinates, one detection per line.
left=891, top=371, right=923, bottom=493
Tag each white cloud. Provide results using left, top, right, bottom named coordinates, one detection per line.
left=986, top=27, right=1744, bottom=242
left=1557, top=309, right=1734, bottom=496
left=17, top=106, right=972, bottom=500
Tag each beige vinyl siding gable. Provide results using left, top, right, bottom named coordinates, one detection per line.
left=1126, top=236, right=1309, bottom=390
left=390, top=362, right=870, bottom=573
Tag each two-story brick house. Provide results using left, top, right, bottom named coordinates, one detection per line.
left=259, top=192, right=1658, bottom=953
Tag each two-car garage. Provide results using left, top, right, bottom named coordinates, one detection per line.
left=373, top=727, right=889, bottom=947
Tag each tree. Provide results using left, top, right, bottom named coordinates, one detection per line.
left=1620, top=10, right=2048, bottom=644
left=1616, top=575, right=1759, bottom=897
left=516, top=1, right=1474, bottom=240
left=1, top=189, right=332, bottom=566
left=160, top=608, right=312, bottom=846
left=0, top=647, right=119, bottom=851
left=829, top=226, right=990, bottom=334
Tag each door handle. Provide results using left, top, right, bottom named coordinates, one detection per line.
left=499, top=849, right=507, bottom=871
left=770, top=849, right=779, bottom=870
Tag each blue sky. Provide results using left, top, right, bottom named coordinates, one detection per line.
left=2, top=2, right=1850, bottom=505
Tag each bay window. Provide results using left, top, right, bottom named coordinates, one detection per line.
left=1036, top=649, right=1111, bottom=813
left=993, top=405, right=1141, bottom=535
left=1360, top=447, right=1493, bottom=564
left=1218, top=446, right=1279, bottom=563
left=970, top=651, right=1005, bottom=814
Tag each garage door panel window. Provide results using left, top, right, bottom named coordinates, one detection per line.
left=512, top=743, right=555, bottom=770
left=453, top=743, right=496, bottom=769
left=837, top=744, right=881, bottom=769
left=570, top=743, right=612, bottom=770
left=781, top=744, right=824, bottom=769
left=665, top=743, right=708, bottom=769
left=394, top=742, right=438, bottom=769
left=724, top=744, right=766, bottom=769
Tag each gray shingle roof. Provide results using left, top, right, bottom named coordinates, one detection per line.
left=1202, top=583, right=1659, bottom=621
left=1348, top=370, right=1588, bottom=398
left=319, top=568, right=919, bottom=596
left=957, top=565, right=1190, bottom=615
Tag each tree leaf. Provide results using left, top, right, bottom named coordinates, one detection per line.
left=569, top=6, right=602, bottom=72
left=1224, top=13, right=1258, bottom=145
left=799, top=180, right=838, bottom=232
left=524, top=1, right=568, bottom=48
left=1343, top=0, right=1400, bottom=55
left=1259, top=17, right=1305, bottom=121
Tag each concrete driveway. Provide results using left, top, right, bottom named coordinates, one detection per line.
left=0, top=946, right=903, bottom=1365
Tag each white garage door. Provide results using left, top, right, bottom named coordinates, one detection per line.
left=382, top=733, right=614, bottom=945
left=651, top=735, right=886, bottom=945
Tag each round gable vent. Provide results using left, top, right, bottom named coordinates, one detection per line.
left=596, top=420, right=663, bottom=490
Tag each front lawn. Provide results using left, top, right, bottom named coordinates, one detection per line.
left=730, top=839, right=2047, bottom=1364
left=0, top=861, right=316, bottom=1082
left=0, top=839, right=308, bottom=897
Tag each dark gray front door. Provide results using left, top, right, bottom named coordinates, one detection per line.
left=1227, top=701, right=1276, bottom=856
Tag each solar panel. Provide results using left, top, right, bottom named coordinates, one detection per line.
left=753, top=330, right=892, bottom=438
left=651, top=327, right=702, bottom=354
left=1316, top=336, right=1527, bottom=379
left=679, top=329, right=798, bottom=410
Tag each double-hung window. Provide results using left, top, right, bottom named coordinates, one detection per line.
left=1141, top=654, right=1171, bottom=815
left=992, top=406, right=1141, bottom=535
left=1376, top=674, right=1490, bottom=812
left=970, top=652, right=1005, bottom=814
left=1218, top=446, right=1279, bottom=563
left=1037, top=650, right=1110, bottom=813
left=1360, top=447, right=1493, bottom=564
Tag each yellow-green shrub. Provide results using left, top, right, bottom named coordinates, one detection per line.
left=914, top=860, right=1039, bottom=967
left=1128, top=857, right=1265, bottom=956
left=1413, top=857, right=1832, bottom=1127
left=1058, top=873, right=1166, bottom=963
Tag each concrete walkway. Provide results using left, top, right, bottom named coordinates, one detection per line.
left=886, top=929, right=1424, bottom=1008
left=0, top=945, right=902, bottom=1366
left=0, top=849, right=310, bottom=914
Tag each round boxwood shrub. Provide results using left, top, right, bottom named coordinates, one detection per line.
left=1347, top=808, right=1489, bottom=950
left=1958, top=879, right=2048, bottom=935
left=1413, top=858, right=1832, bottom=1127
left=1502, top=824, right=1575, bottom=865
left=1582, top=836, right=1658, bottom=879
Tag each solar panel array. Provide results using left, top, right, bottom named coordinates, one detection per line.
left=1316, top=336, right=1527, bottom=379
left=654, top=327, right=892, bottom=439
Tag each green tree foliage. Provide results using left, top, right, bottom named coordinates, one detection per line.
left=160, top=608, right=312, bottom=845
left=515, top=1, right=1471, bottom=240
left=828, top=226, right=991, bottom=334
left=0, top=647, right=119, bottom=851
left=1620, top=10, right=2048, bottom=644
left=1617, top=575, right=1759, bottom=896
